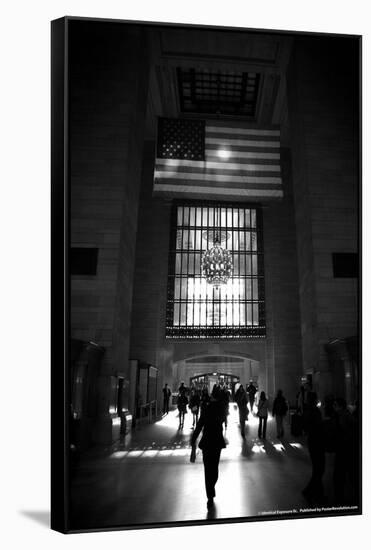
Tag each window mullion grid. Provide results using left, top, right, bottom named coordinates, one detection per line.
left=168, top=202, right=264, bottom=338
left=210, top=207, right=218, bottom=327
left=231, top=206, right=234, bottom=329
left=185, top=211, right=191, bottom=327
left=199, top=206, right=204, bottom=332
left=250, top=209, right=254, bottom=326
left=200, top=208, right=207, bottom=326
left=219, top=213, right=222, bottom=332
left=237, top=209, right=245, bottom=326
left=179, top=206, right=184, bottom=326
left=257, top=207, right=264, bottom=330
left=191, top=208, right=195, bottom=328
left=244, top=210, right=248, bottom=329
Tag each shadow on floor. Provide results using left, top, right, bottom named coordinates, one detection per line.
left=19, top=510, right=50, bottom=528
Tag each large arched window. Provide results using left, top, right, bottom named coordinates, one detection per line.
left=166, top=201, right=265, bottom=338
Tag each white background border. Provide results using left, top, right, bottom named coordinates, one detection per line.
left=0, top=1, right=369, bottom=548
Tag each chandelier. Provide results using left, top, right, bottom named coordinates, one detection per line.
left=201, top=209, right=233, bottom=287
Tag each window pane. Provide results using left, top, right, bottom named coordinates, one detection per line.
left=245, top=256, right=252, bottom=275
left=251, top=232, right=257, bottom=251
left=251, top=210, right=256, bottom=228
left=194, top=300, right=200, bottom=325
left=239, top=209, right=245, bottom=227
left=226, top=303, right=233, bottom=325
left=239, top=303, right=245, bottom=324
left=233, top=209, right=239, bottom=227
left=253, top=304, right=259, bottom=325
left=181, top=277, right=188, bottom=297
left=175, top=253, right=181, bottom=273
left=252, top=254, right=258, bottom=275
left=183, top=206, right=190, bottom=226
left=177, top=207, right=183, bottom=226
left=173, top=303, right=180, bottom=325
left=196, top=207, right=202, bottom=226
left=246, top=304, right=252, bottom=325
left=176, top=230, right=182, bottom=249
left=252, top=279, right=258, bottom=299
left=180, top=303, right=187, bottom=326
left=187, top=302, right=193, bottom=326
left=200, top=301, right=206, bottom=325
left=220, top=208, right=226, bottom=227
left=189, top=207, right=196, bottom=226
left=195, top=229, right=202, bottom=250
left=174, top=278, right=181, bottom=300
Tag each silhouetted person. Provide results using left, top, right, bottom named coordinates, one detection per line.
left=246, top=381, right=257, bottom=413
left=178, top=381, right=186, bottom=395
left=177, top=392, right=188, bottom=429
left=272, top=389, right=288, bottom=438
left=189, top=388, right=201, bottom=428
left=235, top=384, right=248, bottom=438
left=302, top=391, right=325, bottom=504
left=221, top=385, right=230, bottom=429
left=162, top=383, right=171, bottom=414
left=200, top=387, right=210, bottom=415
left=296, top=385, right=306, bottom=415
left=190, top=385, right=226, bottom=508
left=257, top=391, right=268, bottom=439
left=322, top=395, right=337, bottom=453
left=333, top=397, right=357, bottom=504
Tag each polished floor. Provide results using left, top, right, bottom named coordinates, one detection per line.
left=70, top=404, right=341, bottom=530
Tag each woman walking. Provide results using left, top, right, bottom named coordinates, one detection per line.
left=257, top=391, right=269, bottom=439
left=177, top=391, right=188, bottom=429
left=189, top=388, right=201, bottom=428
left=235, top=384, right=249, bottom=438
left=190, top=386, right=226, bottom=509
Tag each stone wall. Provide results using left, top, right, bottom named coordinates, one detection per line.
left=287, top=35, right=359, bottom=397
left=69, top=21, right=150, bottom=442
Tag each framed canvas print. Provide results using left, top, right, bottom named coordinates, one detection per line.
left=51, top=16, right=361, bottom=533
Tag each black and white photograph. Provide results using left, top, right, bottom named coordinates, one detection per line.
left=5, top=2, right=371, bottom=547
left=51, top=16, right=361, bottom=533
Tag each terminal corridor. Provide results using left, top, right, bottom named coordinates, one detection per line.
left=69, top=405, right=338, bottom=530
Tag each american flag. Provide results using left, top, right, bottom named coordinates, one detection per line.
left=153, top=118, right=283, bottom=200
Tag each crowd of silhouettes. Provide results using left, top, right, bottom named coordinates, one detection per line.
left=163, top=379, right=359, bottom=509
left=297, top=387, right=359, bottom=506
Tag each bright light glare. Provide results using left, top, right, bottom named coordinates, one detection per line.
left=218, top=148, right=231, bottom=159
left=109, top=451, right=128, bottom=459
left=171, top=449, right=189, bottom=457
left=289, top=443, right=303, bottom=449
left=252, top=444, right=266, bottom=454
left=273, top=443, right=285, bottom=452
left=142, top=450, right=159, bottom=458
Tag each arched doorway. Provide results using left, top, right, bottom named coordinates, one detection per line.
left=173, top=353, right=261, bottom=394
left=190, top=372, right=240, bottom=396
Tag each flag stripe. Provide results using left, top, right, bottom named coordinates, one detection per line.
left=154, top=171, right=282, bottom=184
left=154, top=184, right=283, bottom=198
left=154, top=177, right=282, bottom=190
left=205, top=137, right=280, bottom=148
left=155, top=159, right=281, bottom=172
left=206, top=150, right=280, bottom=160
left=206, top=126, right=280, bottom=137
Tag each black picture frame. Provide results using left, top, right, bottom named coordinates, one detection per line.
left=51, top=16, right=362, bottom=534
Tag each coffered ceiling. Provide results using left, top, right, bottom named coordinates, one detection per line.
left=145, top=26, right=293, bottom=144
